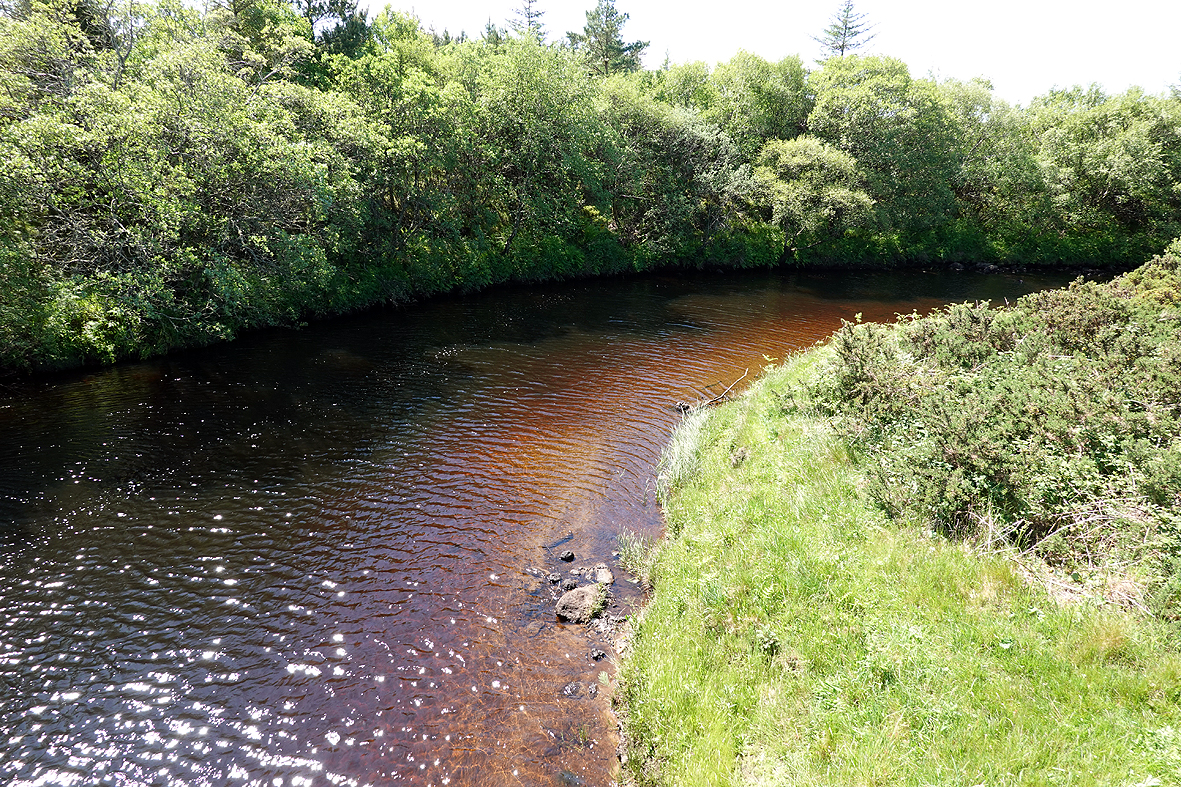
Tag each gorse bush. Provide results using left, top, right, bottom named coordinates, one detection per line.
left=816, top=239, right=1181, bottom=618
left=624, top=349, right=1181, bottom=785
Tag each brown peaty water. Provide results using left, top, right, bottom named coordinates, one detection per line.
left=0, top=268, right=1070, bottom=787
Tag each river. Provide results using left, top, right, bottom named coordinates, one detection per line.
left=0, top=267, right=1070, bottom=787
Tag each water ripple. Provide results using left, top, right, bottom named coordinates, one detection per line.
left=0, top=268, right=1069, bottom=786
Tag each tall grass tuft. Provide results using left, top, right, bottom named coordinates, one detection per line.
left=617, top=529, right=658, bottom=588
left=656, top=407, right=711, bottom=506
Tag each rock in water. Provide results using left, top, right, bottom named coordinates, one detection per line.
left=559, top=550, right=575, bottom=562
left=556, top=584, right=603, bottom=623
left=592, top=563, right=614, bottom=585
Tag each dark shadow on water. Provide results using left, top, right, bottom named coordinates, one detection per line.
left=0, top=265, right=1080, bottom=787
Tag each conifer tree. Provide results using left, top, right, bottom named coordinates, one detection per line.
left=482, top=18, right=506, bottom=47
left=566, top=0, right=647, bottom=77
left=510, top=0, right=545, bottom=43
left=813, top=0, right=876, bottom=58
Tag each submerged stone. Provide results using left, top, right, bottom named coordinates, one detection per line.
left=591, top=563, right=614, bottom=585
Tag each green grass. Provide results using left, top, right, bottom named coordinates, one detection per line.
left=619, top=350, right=1181, bottom=787
left=618, top=529, right=659, bottom=590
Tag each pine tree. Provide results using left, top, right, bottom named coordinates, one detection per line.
left=813, top=0, right=876, bottom=58
left=289, top=0, right=331, bottom=29
left=566, top=0, right=647, bottom=77
left=483, top=18, right=506, bottom=47
left=509, top=0, right=546, bottom=43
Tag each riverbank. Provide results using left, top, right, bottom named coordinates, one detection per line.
left=618, top=248, right=1181, bottom=785
left=7, top=2, right=1181, bottom=376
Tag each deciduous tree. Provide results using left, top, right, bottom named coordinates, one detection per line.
left=706, top=51, right=810, bottom=159
left=600, top=76, right=748, bottom=260
left=808, top=55, right=959, bottom=235
left=754, top=136, right=874, bottom=262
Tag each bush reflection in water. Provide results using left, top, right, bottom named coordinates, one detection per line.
left=0, top=268, right=1069, bottom=786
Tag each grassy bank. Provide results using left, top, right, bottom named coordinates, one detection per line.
left=618, top=260, right=1181, bottom=784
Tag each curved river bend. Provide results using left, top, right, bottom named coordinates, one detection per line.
left=0, top=268, right=1068, bottom=787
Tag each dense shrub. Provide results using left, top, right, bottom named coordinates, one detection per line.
left=816, top=240, right=1181, bottom=617
left=3, top=0, right=1180, bottom=372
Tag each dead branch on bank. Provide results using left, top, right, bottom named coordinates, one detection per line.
left=674, top=368, right=748, bottom=414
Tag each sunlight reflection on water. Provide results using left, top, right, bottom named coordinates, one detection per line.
left=0, top=268, right=1070, bottom=786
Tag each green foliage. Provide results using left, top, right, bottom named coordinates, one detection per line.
left=808, top=55, right=960, bottom=238
left=1030, top=87, right=1181, bottom=255
left=623, top=351, right=1181, bottom=786
left=753, top=135, right=874, bottom=262
left=3, top=0, right=1181, bottom=373
left=652, top=60, right=714, bottom=110
left=0, top=242, right=50, bottom=369
left=207, top=0, right=315, bottom=87
left=474, top=38, right=605, bottom=265
left=816, top=243, right=1181, bottom=620
left=703, top=52, right=810, bottom=160
left=566, top=0, right=647, bottom=77
left=934, top=78, right=1050, bottom=261
left=1, top=3, right=370, bottom=366
left=599, top=75, right=749, bottom=262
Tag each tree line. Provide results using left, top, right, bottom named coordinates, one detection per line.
left=2, top=0, right=1180, bottom=372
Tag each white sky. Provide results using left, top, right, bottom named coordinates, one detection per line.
left=362, top=0, right=1181, bottom=107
